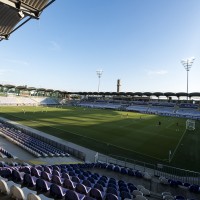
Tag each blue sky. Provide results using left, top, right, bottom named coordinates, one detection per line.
left=1, top=0, right=200, bottom=93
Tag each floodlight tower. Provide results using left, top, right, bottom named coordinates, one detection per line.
left=96, top=70, right=103, bottom=93
left=181, top=57, right=195, bottom=101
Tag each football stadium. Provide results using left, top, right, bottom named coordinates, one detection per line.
left=0, top=0, right=200, bottom=200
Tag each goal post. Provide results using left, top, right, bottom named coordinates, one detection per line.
left=186, top=119, right=195, bottom=131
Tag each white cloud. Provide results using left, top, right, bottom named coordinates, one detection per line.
left=0, top=69, right=15, bottom=75
left=147, top=70, right=168, bottom=76
left=49, top=41, right=61, bottom=51
left=5, top=59, right=29, bottom=66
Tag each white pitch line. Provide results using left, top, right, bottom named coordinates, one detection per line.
left=170, top=129, right=187, bottom=162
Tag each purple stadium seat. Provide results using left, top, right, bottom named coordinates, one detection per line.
left=87, top=177, right=95, bottom=184
left=72, top=176, right=80, bottom=183
left=120, top=191, right=131, bottom=200
left=128, top=184, right=137, bottom=192
left=19, top=166, right=31, bottom=174
left=31, top=167, right=41, bottom=178
left=41, top=171, right=52, bottom=182
left=36, top=166, right=43, bottom=171
left=97, top=180, right=106, bottom=187
left=62, top=172, right=70, bottom=179
left=52, top=170, right=61, bottom=177
left=23, top=173, right=38, bottom=187
left=82, top=172, right=90, bottom=177
left=82, top=180, right=92, bottom=188
left=51, top=175, right=64, bottom=186
left=107, top=164, right=114, bottom=170
left=83, top=197, right=95, bottom=200
left=108, top=179, right=116, bottom=185
left=119, top=186, right=129, bottom=193
left=91, top=174, right=98, bottom=180
left=69, top=171, right=76, bottom=176
left=175, top=195, right=185, bottom=200
left=63, top=179, right=76, bottom=190
left=90, top=188, right=103, bottom=200
left=0, top=168, right=12, bottom=178
left=189, top=184, right=199, bottom=193
left=65, top=190, right=85, bottom=200
left=128, top=169, right=135, bottom=176
left=78, top=174, right=85, bottom=181
left=120, top=168, right=128, bottom=175
left=107, top=183, right=117, bottom=190
left=12, top=170, right=25, bottom=182
left=44, top=166, right=52, bottom=174
left=50, top=183, right=68, bottom=199
left=75, top=183, right=91, bottom=195
left=113, top=166, right=121, bottom=173
left=53, top=166, right=60, bottom=171
left=36, top=178, right=52, bottom=192
left=135, top=171, right=143, bottom=178
left=94, top=183, right=104, bottom=192
left=106, top=187, right=118, bottom=196
left=99, top=177, right=107, bottom=184
left=105, top=193, right=118, bottom=200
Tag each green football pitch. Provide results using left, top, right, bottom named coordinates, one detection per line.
left=0, top=106, right=199, bottom=171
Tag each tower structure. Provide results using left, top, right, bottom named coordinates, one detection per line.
left=117, top=79, right=121, bottom=93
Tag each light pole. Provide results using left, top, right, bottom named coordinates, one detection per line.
left=96, top=70, right=103, bottom=92
left=181, top=57, right=195, bottom=101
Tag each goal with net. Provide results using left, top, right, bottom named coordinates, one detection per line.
left=186, top=119, right=195, bottom=131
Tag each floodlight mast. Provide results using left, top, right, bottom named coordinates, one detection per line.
left=181, top=57, right=195, bottom=101
left=96, top=70, right=103, bottom=93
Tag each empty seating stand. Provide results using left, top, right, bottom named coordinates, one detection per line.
left=0, top=147, right=14, bottom=158
left=0, top=123, right=69, bottom=158
left=0, top=162, right=199, bottom=200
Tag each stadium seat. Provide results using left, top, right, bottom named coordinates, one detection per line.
left=140, top=188, right=150, bottom=196
left=189, top=185, right=200, bottom=193
left=50, top=183, right=67, bottom=199
left=65, top=190, right=85, bottom=200
left=27, top=193, right=41, bottom=200
left=135, top=195, right=148, bottom=200
left=159, top=177, right=169, bottom=185
left=12, top=170, right=25, bottom=182
left=163, top=195, right=175, bottom=200
left=41, top=171, right=52, bottom=182
left=10, top=185, right=37, bottom=200
left=51, top=175, right=64, bottom=186
left=36, top=178, right=52, bottom=192
left=27, top=193, right=55, bottom=200
left=23, top=173, right=38, bottom=187
left=63, top=179, right=76, bottom=190
left=120, top=191, right=132, bottom=199
left=94, top=183, right=104, bottom=192
left=90, top=188, right=103, bottom=200
left=143, top=172, right=151, bottom=180
left=174, top=195, right=185, bottom=200
left=132, top=190, right=143, bottom=196
left=76, top=183, right=91, bottom=195
left=82, top=180, right=92, bottom=187
left=106, top=187, right=119, bottom=196
left=0, top=179, right=10, bottom=195
left=105, top=193, right=118, bottom=200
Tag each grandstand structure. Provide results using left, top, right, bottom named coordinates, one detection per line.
left=0, top=83, right=200, bottom=119
left=1, top=84, right=200, bottom=100
left=1, top=1, right=200, bottom=199
left=1, top=84, right=200, bottom=101
left=0, top=92, right=200, bottom=199
left=0, top=0, right=55, bottom=41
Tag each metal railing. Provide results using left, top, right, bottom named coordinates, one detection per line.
left=97, top=154, right=200, bottom=185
